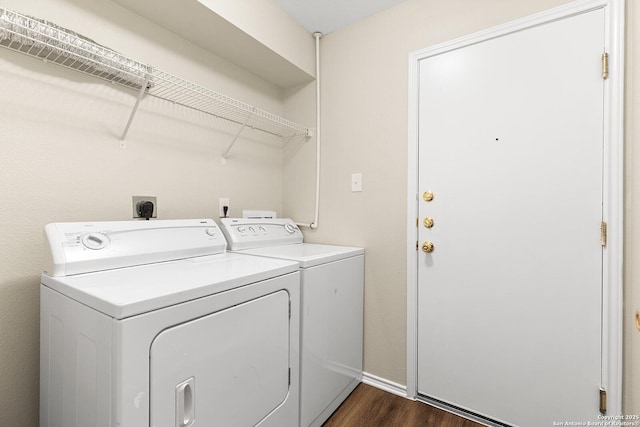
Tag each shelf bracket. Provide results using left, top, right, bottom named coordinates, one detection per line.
left=222, top=112, right=254, bottom=159
left=120, top=75, right=151, bottom=148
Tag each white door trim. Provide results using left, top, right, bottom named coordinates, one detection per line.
left=406, top=0, right=625, bottom=415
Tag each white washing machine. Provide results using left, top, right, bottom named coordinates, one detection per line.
left=219, top=218, right=364, bottom=427
left=40, top=219, right=300, bottom=427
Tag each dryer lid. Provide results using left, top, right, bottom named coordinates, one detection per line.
left=41, top=252, right=299, bottom=319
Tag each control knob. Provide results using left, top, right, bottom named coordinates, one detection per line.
left=284, top=223, right=298, bottom=234
left=81, top=232, right=110, bottom=250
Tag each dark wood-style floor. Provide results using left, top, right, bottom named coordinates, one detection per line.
left=322, top=384, right=484, bottom=427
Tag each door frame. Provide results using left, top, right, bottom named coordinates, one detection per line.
left=406, top=0, right=625, bottom=415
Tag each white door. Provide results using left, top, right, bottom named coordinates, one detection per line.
left=150, top=291, right=291, bottom=427
left=417, top=9, right=604, bottom=426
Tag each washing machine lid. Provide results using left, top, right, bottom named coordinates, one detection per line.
left=41, top=252, right=298, bottom=319
left=237, top=243, right=364, bottom=268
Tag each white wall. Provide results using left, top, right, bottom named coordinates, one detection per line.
left=284, top=0, right=640, bottom=415
left=0, top=0, right=297, bottom=425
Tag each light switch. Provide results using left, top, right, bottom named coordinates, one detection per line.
left=351, top=173, right=362, bottom=192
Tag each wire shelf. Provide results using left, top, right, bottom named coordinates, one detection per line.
left=150, top=69, right=310, bottom=138
left=0, top=8, right=312, bottom=145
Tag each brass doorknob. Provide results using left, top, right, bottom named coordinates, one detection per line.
left=423, top=217, right=434, bottom=228
left=422, top=241, right=435, bottom=253
left=423, top=191, right=434, bottom=202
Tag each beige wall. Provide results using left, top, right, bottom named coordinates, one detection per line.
left=198, top=0, right=316, bottom=77
left=284, top=0, right=640, bottom=415
left=0, top=0, right=296, bottom=425
left=1, top=0, right=638, bottom=425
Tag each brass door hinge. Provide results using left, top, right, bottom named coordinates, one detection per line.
left=602, top=52, right=609, bottom=80
left=599, top=388, right=607, bottom=414
left=416, top=241, right=418, bottom=251
left=601, top=221, right=607, bottom=247
left=416, top=218, right=419, bottom=227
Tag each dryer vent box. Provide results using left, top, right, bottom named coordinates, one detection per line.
left=243, top=210, right=276, bottom=219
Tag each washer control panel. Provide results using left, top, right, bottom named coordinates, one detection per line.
left=219, top=218, right=303, bottom=251
left=44, top=219, right=227, bottom=277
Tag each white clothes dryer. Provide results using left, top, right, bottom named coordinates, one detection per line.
left=219, top=218, right=364, bottom=427
left=40, top=219, right=300, bottom=427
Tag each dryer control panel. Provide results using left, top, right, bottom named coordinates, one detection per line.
left=44, top=219, right=227, bottom=277
left=219, top=218, right=303, bottom=251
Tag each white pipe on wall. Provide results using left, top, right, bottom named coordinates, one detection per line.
left=296, top=32, right=322, bottom=229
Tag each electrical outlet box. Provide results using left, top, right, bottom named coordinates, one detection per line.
left=219, top=198, right=230, bottom=218
left=132, top=196, right=157, bottom=219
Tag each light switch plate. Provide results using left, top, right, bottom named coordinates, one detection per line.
left=351, top=173, right=362, bottom=192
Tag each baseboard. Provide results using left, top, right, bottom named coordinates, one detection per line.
left=361, top=372, right=408, bottom=398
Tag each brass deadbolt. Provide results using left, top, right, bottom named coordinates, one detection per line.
left=422, top=241, right=435, bottom=253
left=423, top=191, right=434, bottom=202
left=423, top=217, right=434, bottom=228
